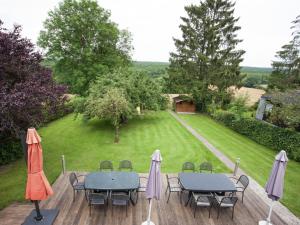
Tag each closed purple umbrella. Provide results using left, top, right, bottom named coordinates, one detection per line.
left=259, top=150, right=288, bottom=225
left=142, top=150, right=162, bottom=225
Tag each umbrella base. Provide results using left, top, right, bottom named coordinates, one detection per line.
left=22, top=209, right=59, bottom=225
left=258, top=220, right=273, bottom=225
left=141, top=221, right=155, bottom=225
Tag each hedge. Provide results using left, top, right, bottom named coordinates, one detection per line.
left=0, top=139, right=23, bottom=166
left=213, top=110, right=300, bottom=162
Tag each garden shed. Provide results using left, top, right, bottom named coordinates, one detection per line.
left=173, top=96, right=196, bottom=113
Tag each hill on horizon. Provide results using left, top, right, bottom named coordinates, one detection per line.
left=133, top=61, right=272, bottom=75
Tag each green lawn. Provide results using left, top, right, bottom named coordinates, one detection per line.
left=0, top=111, right=229, bottom=210
left=179, top=114, right=300, bottom=217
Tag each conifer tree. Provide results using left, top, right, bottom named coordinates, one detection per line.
left=269, top=15, right=300, bottom=90
left=168, top=0, right=245, bottom=110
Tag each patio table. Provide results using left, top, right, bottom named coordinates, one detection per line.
left=178, top=173, right=236, bottom=205
left=84, top=171, right=139, bottom=205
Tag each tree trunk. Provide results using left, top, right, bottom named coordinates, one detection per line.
left=114, top=125, right=119, bottom=143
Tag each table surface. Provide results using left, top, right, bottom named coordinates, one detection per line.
left=84, top=171, right=139, bottom=190
left=178, top=173, right=236, bottom=192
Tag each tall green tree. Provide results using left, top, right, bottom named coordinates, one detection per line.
left=269, top=15, right=300, bottom=90
left=167, top=0, right=245, bottom=110
left=38, top=0, right=132, bottom=95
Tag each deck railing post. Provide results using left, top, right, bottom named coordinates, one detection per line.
left=61, top=155, right=66, bottom=174
left=233, top=158, right=240, bottom=177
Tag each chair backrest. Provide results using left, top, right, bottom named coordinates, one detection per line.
left=139, top=176, right=148, bottom=188
left=99, top=160, right=113, bottom=171
left=238, top=175, right=249, bottom=189
left=196, top=194, right=214, bottom=204
left=199, top=162, right=213, bottom=173
left=69, top=172, right=78, bottom=186
left=220, top=196, right=238, bottom=207
left=111, top=191, right=130, bottom=201
left=182, top=162, right=195, bottom=172
left=88, top=192, right=107, bottom=203
left=119, top=160, right=133, bottom=171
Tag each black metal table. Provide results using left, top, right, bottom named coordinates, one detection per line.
left=178, top=173, right=236, bottom=205
left=84, top=171, right=139, bottom=204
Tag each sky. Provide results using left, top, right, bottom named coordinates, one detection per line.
left=0, top=0, right=299, bottom=67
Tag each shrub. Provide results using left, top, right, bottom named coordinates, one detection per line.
left=212, top=110, right=236, bottom=124
left=213, top=111, right=300, bottom=162
left=0, top=138, right=22, bottom=165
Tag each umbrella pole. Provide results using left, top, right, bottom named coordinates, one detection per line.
left=147, top=199, right=153, bottom=225
left=34, top=200, right=43, bottom=221
left=267, top=200, right=274, bottom=223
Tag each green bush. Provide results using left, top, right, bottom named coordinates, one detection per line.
left=0, top=139, right=22, bottom=165
left=212, top=111, right=300, bottom=162
left=213, top=110, right=236, bottom=124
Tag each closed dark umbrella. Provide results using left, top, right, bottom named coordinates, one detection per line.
left=259, top=150, right=288, bottom=225
left=142, top=150, right=162, bottom=225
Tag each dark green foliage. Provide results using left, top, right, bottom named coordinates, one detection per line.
left=167, top=0, right=245, bottom=109
left=265, top=90, right=300, bottom=131
left=269, top=15, right=300, bottom=90
left=241, top=67, right=272, bottom=73
left=0, top=138, right=22, bottom=165
left=212, top=111, right=300, bottom=162
left=87, top=68, right=167, bottom=111
left=242, top=73, right=269, bottom=88
left=132, top=61, right=168, bottom=77
left=38, top=0, right=132, bottom=95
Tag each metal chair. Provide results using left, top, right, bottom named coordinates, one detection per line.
left=231, top=174, right=249, bottom=203
left=111, top=191, right=130, bottom=216
left=132, top=176, right=148, bottom=204
left=199, top=162, right=213, bottom=173
left=214, top=195, right=238, bottom=219
left=191, top=192, right=214, bottom=218
left=69, top=172, right=86, bottom=201
left=182, top=162, right=195, bottom=172
left=99, top=160, right=113, bottom=171
left=87, top=191, right=108, bottom=216
left=118, top=160, right=133, bottom=171
left=165, top=174, right=182, bottom=203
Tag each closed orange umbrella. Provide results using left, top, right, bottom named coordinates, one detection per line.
left=25, top=128, right=53, bottom=200
left=25, top=128, right=54, bottom=222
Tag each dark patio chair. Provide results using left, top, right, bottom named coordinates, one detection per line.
left=87, top=191, right=108, bottom=216
left=118, top=160, right=133, bottom=171
left=191, top=192, right=214, bottom=218
left=165, top=174, right=182, bottom=203
left=214, top=195, right=238, bottom=219
left=199, top=162, right=213, bottom=173
left=132, top=175, right=148, bottom=204
left=99, top=160, right=113, bottom=171
left=111, top=191, right=130, bottom=216
left=182, top=162, right=195, bottom=172
left=69, top=172, right=86, bottom=201
left=230, top=174, right=249, bottom=203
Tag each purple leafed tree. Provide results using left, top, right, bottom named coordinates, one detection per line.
left=0, top=20, right=67, bottom=138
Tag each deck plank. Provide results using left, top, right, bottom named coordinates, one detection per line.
left=0, top=172, right=292, bottom=225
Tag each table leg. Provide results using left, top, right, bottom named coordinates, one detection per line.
left=185, top=191, right=192, bottom=206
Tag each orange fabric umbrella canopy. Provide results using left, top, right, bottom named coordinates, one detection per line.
left=25, top=128, right=53, bottom=200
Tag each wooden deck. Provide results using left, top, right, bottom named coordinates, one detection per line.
left=0, top=172, right=289, bottom=225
